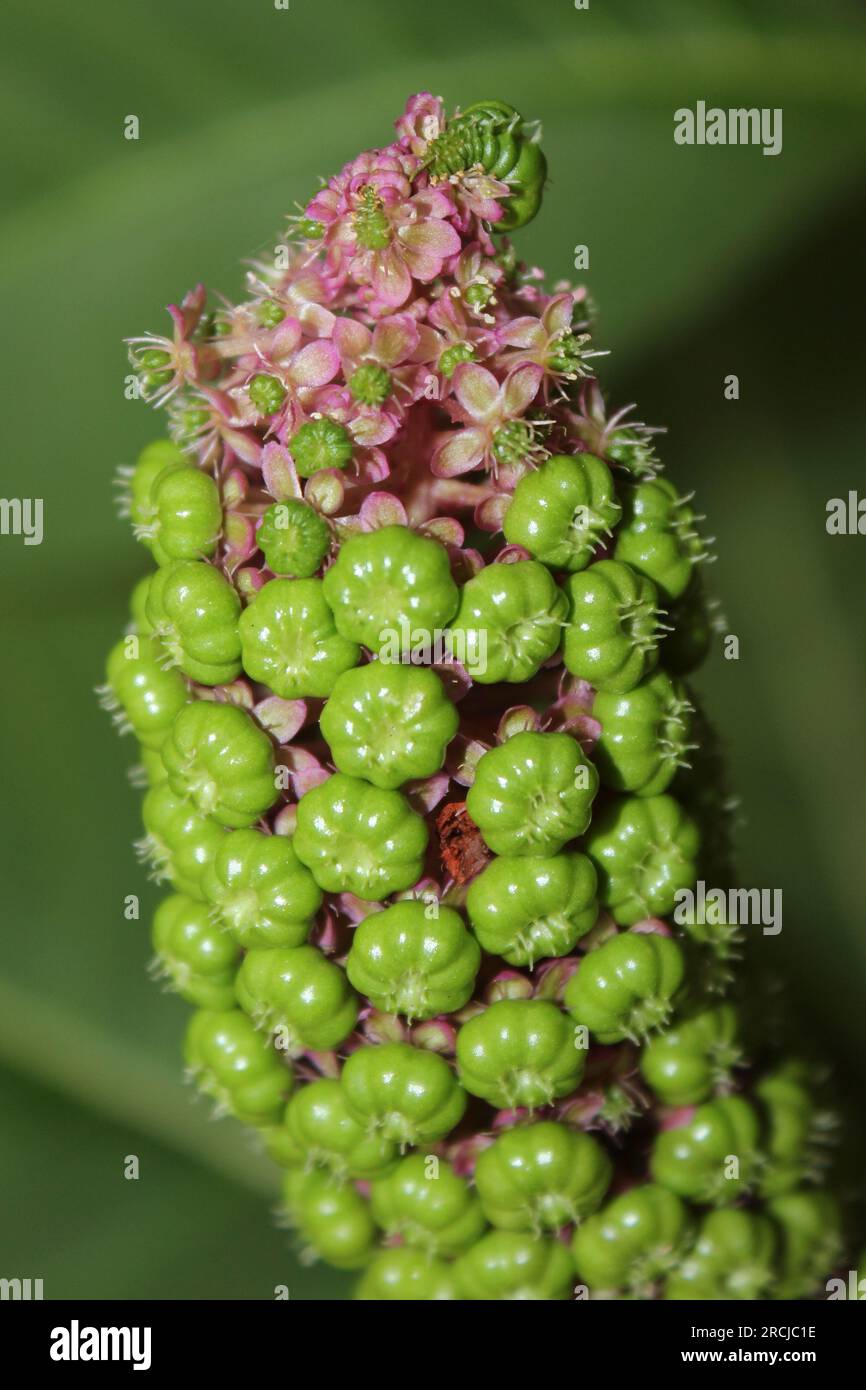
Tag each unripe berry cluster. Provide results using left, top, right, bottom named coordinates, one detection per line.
left=105, top=93, right=843, bottom=1300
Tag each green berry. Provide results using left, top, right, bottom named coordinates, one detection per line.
left=562, top=559, right=662, bottom=693
left=145, top=560, right=242, bottom=686
left=456, top=999, right=584, bottom=1109
left=768, top=1189, right=842, bottom=1299
left=129, top=574, right=154, bottom=635
left=593, top=670, right=694, bottom=797
left=572, top=1184, right=690, bottom=1294
left=290, top=417, right=353, bottom=477
left=201, top=827, right=322, bottom=948
left=640, top=1004, right=741, bottom=1106
left=239, top=577, right=360, bottom=700
left=235, top=944, right=358, bottom=1053
left=449, top=560, right=567, bottom=684
left=140, top=781, right=226, bottom=897
left=466, top=851, right=598, bottom=966
left=281, top=1078, right=396, bottom=1179
left=356, top=1248, right=459, bottom=1301
left=564, top=931, right=685, bottom=1044
left=297, top=217, right=324, bottom=240
left=151, top=892, right=241, bottom=1009
left=148, top=464, right=222, bottom=565
left=651, top=1095, right=762, bottom=1205
left=583, top=793, right=700, bottom=926
left=257, top=300, right=285, bottom=328
left=346, top=899, right=480, bottom=1021
left=370, top=1154, right=486, bottom=1256
left=248, top=373, right=287, bottom=417
left=322, top=525, right=459, bottom=656
left=475, top=1121, right=611, bottom=1232
left=184, top=1007, right=290, bottom=1125
left=128, top=440, right=185, bottom=536
left=341, top=1042, right=466, bottom=1146
left=257, top=500, right=330, bottom=578
left=320, top=663, right=458, bottom=789
left=503, top=454, right=621, bottom=572
left=665, top=1209, right=776, bottom=1300
left=160, top=701, right=277, bottom=828
left=466, top=731, right=599, bottom=857
left=293, top=773, right=428, bottom=900
left=455, top=1231, right=574, bottom=1300
left=283, top=1167, right=376, bottom=1269
left=756, top=1065, right=817, bottom=1198
left=614, top=477, right=707, bottom=603
left=104, top=635, right=189, bottom=750
left=348, top=362, right=391, bottom=406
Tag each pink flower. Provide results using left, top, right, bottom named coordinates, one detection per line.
left=495, top=291, right=590, bottom=398
left=394, top=92, right=446, bottom=156
left=127, top=283, right=208, bottom=407
left=431, top=361, right=542, bottom=478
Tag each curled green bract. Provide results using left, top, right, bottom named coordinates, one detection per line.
left=239, top=578, right=359, bottom=699
left=503, top=453, right=621, bottom=571
left=466, top=851, right=598, bottom=966
left=201, top=827, right=322, bottom=948
left=564, top=931, right=685, bottom=1043
left=320, top=662, right=458, bottom=789
left=293, top=773, right=428, bottom=900
left=563, top=559, right=663, bottom=693
left=341, top=1042, right=466, bottom=1147
left=146, top=560, right=242, bottom=686
left=321, top=525, right=459, bottom=656
left=449, top=560, right=567, bottom=684
left=466, top=731, right=599, bottom=856
left=474, top=1121, right=611, bottom=1232
left=583, top=793, right=700, bottom=926
left=426, top=100, right=547, bottom=232
left=161, top=701, right=277, bottom=829
left=456, top=998, right=584, bottom=1109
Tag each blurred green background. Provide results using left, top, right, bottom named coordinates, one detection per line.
left=1, top=0, right=864, bottom=1299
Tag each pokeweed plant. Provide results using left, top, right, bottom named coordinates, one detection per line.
left=106, top=92, right=845, bottom=1300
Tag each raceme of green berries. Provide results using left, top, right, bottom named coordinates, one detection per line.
left=235, top=945, right=358, bottom=1053
left=248, top=373, right=287, bottom=417
left=651, top=1095, right=762, bottom=1205
left=665, top=1209, right=776, bottom=1301
left=503, top=453, right=621, bottom=572
left=283, top=1167, right=376, bottom=1270
left=466, top=731, right=599, bottom=857
left=572, top=1184, right=690, bottom=1295
left=564, top=931, right=685, bottom=1044
left=640, top=1003, right=741, bottom=1107
left=466, top=851, right=598, bottom=966
left=289, top=416, right=354, bottom=477
left=257, top=500, right=330, bottom=578
left=562, top=559, right=663, bottom=692
left=104, top=636, right=188, bottom=750
left=145, top=463, right=222, bottom=565
left=184, top=1007, right=291, bottom=1126
left=320, top=662, right=458, bottom=789
left=293, top=773, right=427, bottom=900
left=160, top=701, right=278, bottom=828
left=321, top=525, right=459, bottom=656
left=449, top=559, right=567, bottom=684
left=356, top=1248, right=458, bottom=1301
left=201, top=827, right=322, bottom=948
left=150, top=892, right=241, bottom=1010
left=455, top=1230, right=574, bottom=1301
left=145, top=560, right=242, bottom=686
left=238, top=578, right=360, bottom=700
left=583, top=793, right=700, bottom=926
left=456, top=998, right=584, bottom=1109
left=614, top=477, right=706, bottom=603
left=474, top=1121, right=611, bottom=1232
left=140, top=781, right=226, bottom=897
left=346, top=900, right=480, bottom=1021
left=593, top=670, right=694, bottom=797
left=370, top=1154, right=486, bottom=1256
left=278, top=1077, right=397, bottom=1179
left=340, top=1041, right=466, bottom=1146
